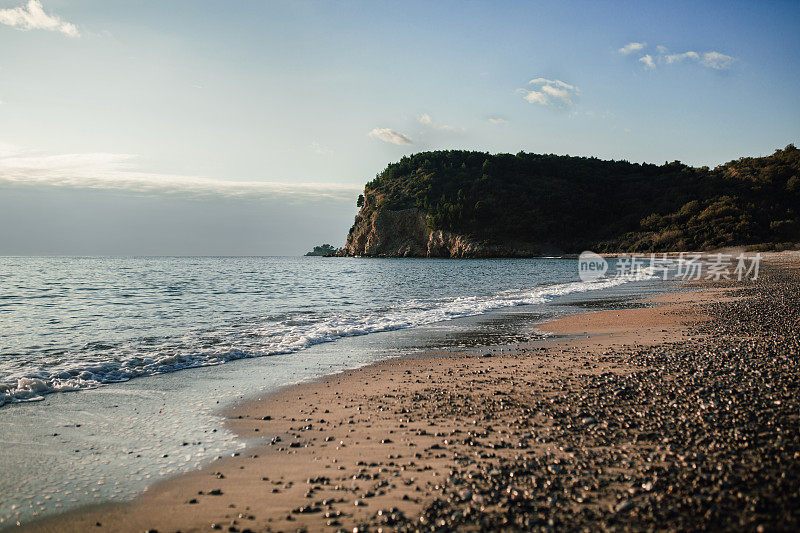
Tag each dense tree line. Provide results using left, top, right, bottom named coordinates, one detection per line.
left=357, top=145, right=800, bottom=252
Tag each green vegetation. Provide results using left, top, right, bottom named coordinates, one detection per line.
left=358, top=145, right=800, bottom=252
left=305, top=244, right=339, bottom=256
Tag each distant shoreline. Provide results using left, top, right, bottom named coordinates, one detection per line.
left=320, top=249, right=789, bottom=259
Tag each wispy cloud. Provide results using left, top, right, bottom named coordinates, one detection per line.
left=519, top=78, right=580, bottom=109
left=0, top=149, right=360, bottom=202
left=619, top=42, right=737, bottom=71
left=700, top=51, right=736, bottom=70
left=310, top=141, right=334, bottom=156
left=618, top=42, right=646, bottom=55
left=0, top=141, right=22, bottom=158
left=662, top=49, right=736, bottom=70
left=368, top=128, right=413, bottom=145
left=0, top=0, right=79, bottom=37
left=488, top=117, right=508, bottom=125
left=584, top=110, right=615, bottom=119
left=417, top=113, right=457, bottom=131
left=663, top=51, right=700, bottom=64
left=639, top=54, right=655, bottom=70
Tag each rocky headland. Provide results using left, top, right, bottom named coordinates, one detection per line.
left=338, top=146, right=799, bottom=258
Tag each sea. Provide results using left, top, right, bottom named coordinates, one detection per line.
left=0, top=256, right=667, bottom=527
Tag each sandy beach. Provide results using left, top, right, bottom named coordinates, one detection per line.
left=4, top=0, right=800, bottom=529
left=20, top=257, right=800, bottom=532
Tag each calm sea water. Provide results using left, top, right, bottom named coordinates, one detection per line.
left=1, top=256, right=643, bottom=407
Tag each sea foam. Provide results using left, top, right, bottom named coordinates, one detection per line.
left=0, top=270, right=651, bottom=407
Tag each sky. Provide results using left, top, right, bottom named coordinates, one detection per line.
left=1, top=0, right=798, bottom=255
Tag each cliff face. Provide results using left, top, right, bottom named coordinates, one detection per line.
left=426, top=229, right=538, bottom=258
left=341, top=207, right=428, bottom=257
left=341, top=200, right=538, bottom=258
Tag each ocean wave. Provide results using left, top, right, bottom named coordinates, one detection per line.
left=0, top=272, right=650, bottom=407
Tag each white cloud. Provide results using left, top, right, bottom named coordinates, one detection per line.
left=0, top=0, right=79, bottom=37
left=418, top=113, right=432, bottom=125
left=619, top=43, right=737, bottom=71
left=0, top=149, right=360, bottom=202
left=519, top=78, right=579, bottom=109
left=664, top=51, right=700, bottom=64
left=701, top=51, right=736, bottom=70
left=618, top=42, right=645, bottom=55
left=488, top=117, right=507, bottom=125
left=368, top=128, right=413, bottom=145
left=522, top=91, right=547, bottom=105
left=649, top=46, right=736, bottom=70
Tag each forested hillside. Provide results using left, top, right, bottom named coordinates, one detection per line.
left=350, top=145, right=799, bottom=253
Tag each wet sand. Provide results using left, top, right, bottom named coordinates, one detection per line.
left=24, top=260, right=800, bottom=531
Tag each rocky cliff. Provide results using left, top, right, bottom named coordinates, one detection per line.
left=341, top=206, right=428, bottom=257
left=340, top=198, right=539, bottom=258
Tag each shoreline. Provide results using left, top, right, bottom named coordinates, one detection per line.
left=0, top=271, right=667, bottom=529
left=21, top=254, right=800, bottom=530
left=24, top=284, right=719, bottom=532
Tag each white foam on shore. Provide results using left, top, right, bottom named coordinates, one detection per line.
left=0, top=272, right=650, bottom=407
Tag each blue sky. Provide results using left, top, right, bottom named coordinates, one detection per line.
left=1, top=0, right=798, bottom=254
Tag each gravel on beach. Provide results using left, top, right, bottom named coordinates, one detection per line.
left=372, top=264, right=800, bottom=532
